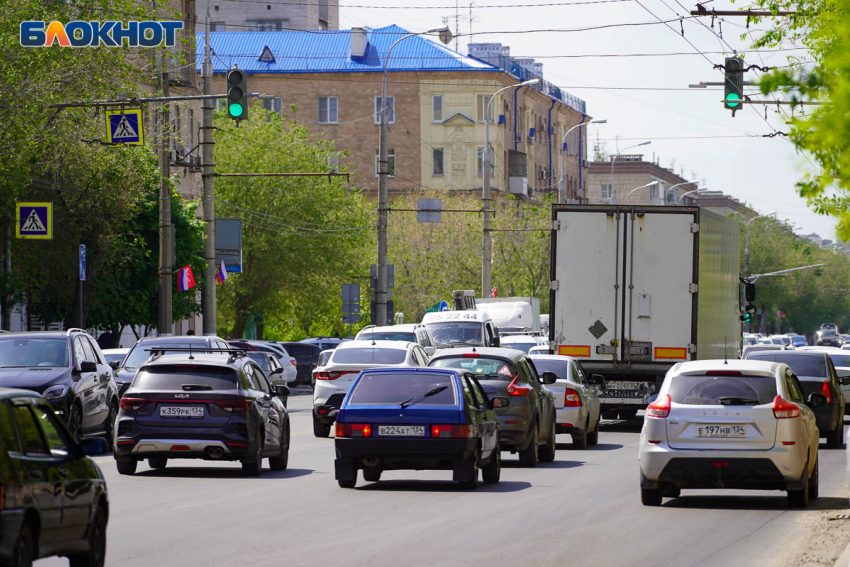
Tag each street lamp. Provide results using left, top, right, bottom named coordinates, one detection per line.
left=663, top=179, right=698, bottom=204
left=560, top=119, right=606, bottom=203
left=624, top=180, right=660, bottom=203
left=481, top=78, right=540, bottom=297
left=745, top=210, right=776, bottom=277
left=611, top=141, right=650, bottom=203
left=677, top=186, right=704, bottom=204
left=375, top=26, right=452, bottom=327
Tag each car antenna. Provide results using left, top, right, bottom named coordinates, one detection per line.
left=189, top=343, right=194, bottom=360
left=723, top=336, right=728, bottom=365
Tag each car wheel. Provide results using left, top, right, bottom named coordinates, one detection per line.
left=115, top=458, right=137, bottom=476
left=459, top=453, right=479, bottom=490
left=825, top=426, right=841, bottom=448
left=482, top=445, right=501, bottom=484
left=539, top=420, right=556, bottom=462
left=67, top=402, right=83, bottom=444
left=787, top=460, right=810, bottom=508
left=241, top=435, right=263, bottom=477
left=68, top=505, right=107, bottom=567
left=269, top=425, right=289, bottom=471
left=103, top=402, right=118, bottom=449
left=518, top=423, right=539, bottom=467
left=641, top=487, right=663, bottom=506
left=363, top=468, right=382, bottom=482
left=587, top=416, right=600, bottom=446
left=338, top=469, right=358, bottom=488
left=809, top=459, right=819, bottom=500
left=572, top=419, right=588, bottom=450
left=148, top=456, right=167, bottom=470
left=7, top=520, right=35, bottom=567
left=313, top=414, right=331, bottom=438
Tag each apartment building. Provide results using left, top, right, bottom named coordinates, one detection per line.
left=196, top=0, right=338, bottom=32
left=586, top=155, right=699, bottom=206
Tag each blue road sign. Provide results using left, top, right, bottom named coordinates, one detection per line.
left=439, top=300, right=449, bottom=312
left=16, top=202, right=52, bottom=240
left=105, top=108, right=143, bottom=146
left=79, top=245, right=86, bottom=281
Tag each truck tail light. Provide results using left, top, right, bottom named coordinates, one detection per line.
left=431, top=424, right=472, bottom=438
left=820, top=381, right=832, bottom=404
left=119, top=398, right=149, bottom=412
left=506, top=376, right=529, bottom=397
left=564, top=388, right=582, bottom=407
left=772, top=396, right=801, bottom=419
left=646, top=394, right=671, bottom=418
left=214, top=399, right=251, bottom=412
left=335, top=423, right=371, bottom=437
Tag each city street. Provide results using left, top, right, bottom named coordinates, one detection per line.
left=41, top=394, right=850, bottom=567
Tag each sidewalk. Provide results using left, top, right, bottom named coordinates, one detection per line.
left=837, top=538, right=850, bottom=567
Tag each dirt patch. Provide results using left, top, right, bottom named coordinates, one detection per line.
left=779, top=507, right=850, bottom=567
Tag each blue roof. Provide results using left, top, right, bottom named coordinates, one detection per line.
left=196, top=25, right=500, bottom=74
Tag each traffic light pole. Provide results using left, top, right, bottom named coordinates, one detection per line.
left=201, top=15, right=217, bottom=336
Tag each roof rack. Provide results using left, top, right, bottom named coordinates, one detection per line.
left=65, top=328, right=86, bottom=335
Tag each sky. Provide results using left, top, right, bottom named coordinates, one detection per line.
left=338, top=0, right=833, bottom=240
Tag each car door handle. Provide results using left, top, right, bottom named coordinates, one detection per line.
left=29, top=469, right=43, bottom=479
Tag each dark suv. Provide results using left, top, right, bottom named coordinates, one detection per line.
left=114, top=351, right=290, bottom=476
left=0, top=330, right=119, bottom=443
left=279, top=342, right=321, bottom=384
left=0, top=388, right=109, bottom=567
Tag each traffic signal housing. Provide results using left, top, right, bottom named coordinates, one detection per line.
left=226, top=67, right=248, bottom=122
left=741, top=303, right=756, bottom=323
left=724, top=57, right=744, bottom=116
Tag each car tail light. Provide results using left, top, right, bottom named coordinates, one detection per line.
left=772, top=396, right=801, bottom=419
left=171, top=445, right=190, bottom=451
left=431, top=424, right=472, bottom=438
left=646, top=394, right=671, bottom=418
left=290, top=360, right=297, bottom=366
left=564, top=388, right=582, bottom=407
left=335, top=423, right=371, bottom=437
left=226, top=442, right=247, bottom=448
left=214, top=399, right=252, bottom=412
left=820, top=381, right=832, bottom=404
left=711, top=461, right=729, bottom=467
left=707, top=371, right=742, bottom=376
left=462, top=353, right=480, bottom=358
left=120, top=398, right=149, bottom=411
left=317, top=371, right=355, bottom=381
left=506, top=376, right=529, bottom=396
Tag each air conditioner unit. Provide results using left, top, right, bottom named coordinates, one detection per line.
left=539, top=170, right=547, bottom=180
left=191, top=155, right=202, bottom=168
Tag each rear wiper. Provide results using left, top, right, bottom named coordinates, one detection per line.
left=400, top=386, right=449, bottom=409
left=182, top=384, right=212, bottom=391
left=718, top=396, right=760, bottom=406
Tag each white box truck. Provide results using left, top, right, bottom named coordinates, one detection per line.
left=549, top=205, right=741, bottom=417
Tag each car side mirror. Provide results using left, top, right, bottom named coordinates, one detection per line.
left=82, top=437, right=108, bottom=456
left=109, top=360, right=120, bottom=370
left=424, top=346, right=436, bottom=356
left=274, top=384, right=290, bottom=397
left=271, top=367, right=283, bottom=375
left=541, top=371, right=558, bottom=385
left=807, top=393, right=827, bottom=408
left=587, top=374, right=605, bottom=386
left=79, top=361, right=98, bottom=373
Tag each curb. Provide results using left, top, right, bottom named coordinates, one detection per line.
left=837, top=539, right=850, bottom=567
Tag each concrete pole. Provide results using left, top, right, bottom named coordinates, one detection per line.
left=158, top=66, right=173, bottom=335
left=376, top=64, right=390, bottom=328
left=482, top=108, right=492, bottom=297
left=201, top=14, right=217, bottom=335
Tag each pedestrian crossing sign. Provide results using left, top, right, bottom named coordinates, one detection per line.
left=105, top=108, right=144, bottom=146
left=16, top=202, right=53, bottom=240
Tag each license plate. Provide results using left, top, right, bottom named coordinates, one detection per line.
left=159, top=406, right=204, bottom=418
left=695, top=424, right=746, bottom=438
left=606, top=381, right=642, bottom=391
left=378, top=425, right=425, bottom=437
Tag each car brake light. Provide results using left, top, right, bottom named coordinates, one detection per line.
left=646, top=394, right=671, bottom=418
left=772, top=395, right=801, bottom=419
left=119, top=398, right=149, bottom=411
left=335, top=423, right=371, bottom=437
left=707, top=371, right=742, bottom=376
left=564, top=388, right=582, bottom=407
left=431, top=424, right=472, bottom=438
left=214, top=399, right=251, bottom=412
left=317, top=371, right=354, bottom=381
left=462, top=353, right=480, bottom=358
left=820, top=381, right=832, bottom=404
left=506, top=376, right=529, bottom=396
left=171, top=445, right=190, bottom=451
left=290, top=360, right=297, bottom=366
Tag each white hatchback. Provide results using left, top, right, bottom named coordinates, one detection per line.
left=639, top=360, right=825, bottom=508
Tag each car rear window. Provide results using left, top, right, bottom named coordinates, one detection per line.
left=286, top=345, right=314, bottom=357
left=246, top=353, right=270, bottom=371
left=430, top=357, right=515, bottom=380
left=358, top=332, right=417, bottom=343
left=528, top=358, right=567, bottom=380
left=348, top=372, right=456, bottom=405
left=123, top=342, right=208, bottom=369
left=745, top=352, right=827, bottom=378
left=332, top=348, right=407, bottom=365
left=669, top=374, right=777, bottom=405
left=828, top=353, right=850, bottom=368
left=133, top=365, right=238, bottom=390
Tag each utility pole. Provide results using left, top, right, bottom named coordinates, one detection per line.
left=2, top=218, right=10, bottom=330
left=376, top=66, right=390, bottom=328
left=158, top=64, right=173, bottom=336
left=201, top=14, right=217, bottom=335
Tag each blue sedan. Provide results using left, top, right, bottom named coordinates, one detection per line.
left=334, top=368, right=501, bottom=489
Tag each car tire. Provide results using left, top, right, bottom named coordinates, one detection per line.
left=313, top=414, right=331, bottom=438
left=809, top=459, right=819, bottom=500
left=148, top=456, right=167, bottom=470
left=103, top=402, right=118, bottom=449
left=115, top=458, right=137, bottom=476
left=7, top=519, right=35, bottom=567
left=68, top=505, right=107, bottom=567
left=539, top=420, right=556, bottom=462
left=269, top=425, right=289, bottom=471
left=787, top=460, right=810, bottom=508
left=459, top=456, right=479, bottom=490
left=587, top=416, right=600, bottom=446
left=363, top=468, right=382, bottom=482
left=241, top=435, right=263, bottom=477
left=67, top=402, right=83, bottom=444
left=641, top=487, right=663, bottom=506
left=572, top=419, right=588, bottom=450
left=826, top=423, right=844, bottom=448
left=482, top=445, right=501, bottom=484
left=338, top=470, right=358, bottom=488
left=518, top=423, right=539, bottom=467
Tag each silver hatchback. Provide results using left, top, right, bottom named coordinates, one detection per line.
left=639, top=360, right=826, bottom=508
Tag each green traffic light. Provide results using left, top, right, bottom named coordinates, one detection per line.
left=228, top=103, right=243, bottom=117
left=725, top=93, right=741, bottom=108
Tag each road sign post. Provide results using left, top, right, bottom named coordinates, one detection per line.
left=79, top=244, right=86, bottom=328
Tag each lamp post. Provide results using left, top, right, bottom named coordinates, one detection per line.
left=611, top=141, right=650, bottom=203
left=663, top=179, right=698, bottom=204
left=376, top=26, right=452, bottom=327
left=745, top=210, right=776, bottom=277
left=481, top=78, right=539, bottom=297
left=560, top=119, right=606, bottom=203
left=624, top=180, right=660, bottom=203
left=677, top=187, right=704, bottom=204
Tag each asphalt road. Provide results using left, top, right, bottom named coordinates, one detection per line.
left=40, top=395, right=850, bottom=567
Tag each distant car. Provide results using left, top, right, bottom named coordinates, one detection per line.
left=333, top=368, right=501, bottom=489
left=770, top=335, right=793, bottom=347
left=742, top=350, right=845, bottom=447
left=789, top=335, right=808, bottom=348
left=102, top=347, right=129, bottom=367
left=278, top=342, right=321, bottom=385
left=311, top=349, right=334, bottom=389
left=420, top=311, right=501, bottom=349
left=840, top=334, right=850, bottom=345
left=639, top=360, right=824, bottom=507
left=742, top=344, right=786, bottom=358
left=429, top=348, right=557, bottom=466
left=355, top=324, right=437, bottom=356
left=816, top=329, right=841, bottom=348
left=528, top=345, right=550, bottom=356
left=498, top=335, right=541, bottom=353
left=803, top=349, right=850, bottom=412
left=300, top=336, right=348, bottom=351
left=114, top=352, right=290, bottom=476
left=529, top=355, right=602, bottom=448
left=742, top=334, right=759, bottom=346
left=312, top=340, right=428, bottom=437
left=228, top=340, right=297, bottom=385
left=821, top=323, right=838, bottom=332
left=0, top=388, right=110, bottom=566
left=0, top=330, right=120, bottom=444
left=245, top=351, right=291, bottom=407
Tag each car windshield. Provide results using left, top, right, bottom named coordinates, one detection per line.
left=501, top=341, right=535, bottom=353
left=746, top=352, right=828, bottom=378
left=821, top=330, right=837, bottom=337
left=247, top=353, right=270, bottom=371
left=668, top=374, right=777, bottom=405
left=123, top=342, right=204, bottom=369
left=133, top=365, right=237, bottom=390
left=426, top=322, right=484, bottom=347
left=528, top=358, right=567, bottom=380
left=348, top=372, right=456, bottom=405
left=102, top=352, right=126, bottom=365
left=828, top=353, right=850, bottom=368
left=332, top=348, right=407, bottom=365
left=358, top=332, right=417, bottom=342
left=430, top=356, right=515, bottom=380
left=0, top=338, right=70, bottom=368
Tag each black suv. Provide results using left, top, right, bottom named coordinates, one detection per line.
left=114, top=351, right=290, bottom=476
left=114, top=335, right=229, bottom=397
left=0, top=388, right=109, bottom=567
left=278, top=342, right=321, bottom=384
left=0, top=330, right=119, bottom=443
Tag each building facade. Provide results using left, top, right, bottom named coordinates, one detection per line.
left=586, top=155, right=699, bottom=206
left=197, top=0, right=338, bottom=32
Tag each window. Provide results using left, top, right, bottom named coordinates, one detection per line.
left=650, top=185, right=659, bottom=199
left=318, top=96, right=338, bottom=124
left=31, top=405, right=70, bottom=459
left=433, top=148, right=444, bottom=176
left=84, top=337, right=103, bottom=364
left=668, top=374, right=777, bottom=405
left=73, top=337, right=88, bottom=366
left=375, top=149, right=395, bottom=177
left=601, top=184, right=614, bottom=201
left=348, top=372, right=456, bottom=405
left=79, top=338, right=96, bottom=363
left=333, top=347, right=406, bottom=365
left=468, top=377, right=489, bottom=408
left=432, top=95, right=443, bottom=122
left=12, top=405, right=49, bottom=457
left=460, top=376, right=478, bottom=408
left=261, top=97, right=282, bottom=116
left=252, top=365, right=271, bottom=394
left=210, top=22, right=225, bottom=31
left=477, top=95, right=493, bottom=122
left=374, top=96, right=395, bottom=124
left=134, top=365, right=238, bottom=390
left=0, top=401, right=20, bottom=453
left=247, top=19, right=287, bottom=31
left=477, top=147, right=484, bottom=176
left=784, top=369, right=805, bottom=403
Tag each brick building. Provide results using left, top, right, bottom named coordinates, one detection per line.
left=586, top=155, right=699, bottom=206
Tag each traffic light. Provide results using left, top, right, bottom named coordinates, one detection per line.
left=741, top=303, right=755, bottom=322
left=745, top=282, right=756, bottom=303
left=226, top=66, right=248, bottom=122
left=724, top=57, right=744, bottom=116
